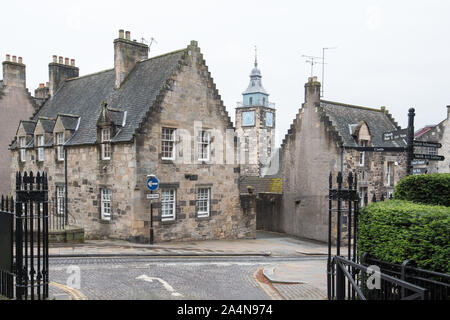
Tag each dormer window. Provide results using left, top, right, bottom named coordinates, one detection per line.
left=56, top=132, right=65, bottom=161
left=101, top=128, right=111, bottom=160
left=19, top=137, right=27, bottom=162
left=37, top=135, right=45, bottom=162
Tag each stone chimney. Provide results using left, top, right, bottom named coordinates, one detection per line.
left=305, top=76, right=321, bottom=105
left=35, top=82, right=50, bottom=99
left=114, top=29, right=149, bottom=89
left=2, top=54, right=26, bottom=88
left=49, top=55, right=79, bottom=96
left=447, top=105, right=450, bottom=120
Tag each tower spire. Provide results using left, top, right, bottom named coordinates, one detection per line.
left=254, top=46, right=258, bottom=68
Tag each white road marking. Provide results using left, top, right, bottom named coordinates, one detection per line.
left=136, top=275, right=183, bottom=297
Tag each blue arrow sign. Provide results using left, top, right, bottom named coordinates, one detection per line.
left=146, top=176, right=159, bottom=191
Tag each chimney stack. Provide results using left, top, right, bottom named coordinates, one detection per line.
left=35, top=82, right=50, bottom=99
left=447, top=105, right=450, bottom=120
left=304, top=76, right=321, bottom=105
left=2, top=54, right=26, bottom=88
left=49, top=54, right=79, bottom=96
left=114, top=29, right=149, bottom=89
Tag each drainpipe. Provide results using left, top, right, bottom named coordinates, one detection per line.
left=64, top=148, right=68, bottom=227
left=340, top=146, right=344, bottom=173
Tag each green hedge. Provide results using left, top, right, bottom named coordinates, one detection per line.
left=393, top=173, right=450, bottom=206
left=358, top=200, right=450, bottom=273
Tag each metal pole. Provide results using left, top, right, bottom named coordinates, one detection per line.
left=406, top=108, right=415, bottom=176
left=336, top=172, right=345, bottom=300
left=150, top=190, right=154, bottom=245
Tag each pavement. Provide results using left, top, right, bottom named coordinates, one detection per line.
left=48, top=231, right=338, bottom=300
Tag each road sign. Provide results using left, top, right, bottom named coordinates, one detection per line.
left=146, top=175, right=159, bottom=191
left=411, top=159, right=429, bottom=166
left=383, top=129, right=408, bottom=142
left=146, top=193, right=160, bottom=200
left=412, top=168, right=428, bottom=175
left=414, top=154, right=445, bottom=161
left=351, top=146, right=405, bottom=152
left=413, top=141, right=442, bottom=148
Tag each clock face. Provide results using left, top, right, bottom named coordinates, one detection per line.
left=242, top=111, right=255, bottom=126
left=266, top=112, right=273, bottom=127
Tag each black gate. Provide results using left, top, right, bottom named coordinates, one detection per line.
left=327, top=171, right=436, bottom=300
left=327, top=172, right=359, bottom=300
left=0, top=171, right=49, bottom=300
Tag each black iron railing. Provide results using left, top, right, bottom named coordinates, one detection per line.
left=331, top=255, right=428, bottom=300
left=363, top=255, right=450, bottom=300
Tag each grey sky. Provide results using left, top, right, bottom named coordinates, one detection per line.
left=2, top=0, right=449, bottom=146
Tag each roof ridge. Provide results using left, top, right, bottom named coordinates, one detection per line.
left=139, top=48, right=188, bottom=64
left=66, top=68, right=114, bottom=82
left=57, top=113, right=80, bottom=118
left=320, top=99, right=382, bottom=112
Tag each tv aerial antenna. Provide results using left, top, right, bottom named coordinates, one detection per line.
left=141, top=37, right=158, bottom=53
left=321, top=46, right=337, bottom=97
left=301, top=54, right=324, bottom=78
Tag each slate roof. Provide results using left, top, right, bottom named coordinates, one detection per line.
left=38, top=118, right=56, bottom=133
left=21, top=120, right=36, bottom=135
left=30, top=48, right=187, bottom=146
left=319, top=100, right=406, bottom=148
left=59, top=114, right=80, bottom=131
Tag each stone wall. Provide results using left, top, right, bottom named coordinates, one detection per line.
left=1, top=86, right=36, bottom=196
left=132, top=44, right=255, bottom=242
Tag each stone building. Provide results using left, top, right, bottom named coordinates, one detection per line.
left=414, top=106, right=450, bottom=173
left=0, top=55, right=40, bottom=196
left=278, top=77, right=407, bottom=242
left=10, top=30, right=256, bottom=243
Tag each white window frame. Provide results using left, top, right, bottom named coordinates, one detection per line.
left=56, top=132, right=65, bottom=161
left=197, top=188, right=210, bottom=218
left=37, top=135, right=45, bottom=162
left=161, top=189, right=176, bottom=221
left=161, top=128, right=176, bottom=160
left=386, top=162, right=395, bottom=187
left=359, top=152, right=365, bottom=166
left=56, top=186, right=65, bottom=216
left=19, top=137, right=27, bottom=162
left=197, top=130, right=211, bottom=162
left=101, top=188, right=112, bottom=221
left=101, top=128, right=111, bottom=160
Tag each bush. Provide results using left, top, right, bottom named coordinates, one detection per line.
left=358, top=200, right=450, bottom=273
left=393, top=173, right=450, bottom=206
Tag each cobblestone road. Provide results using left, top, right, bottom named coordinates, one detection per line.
left=49, top=257, right=281, bottom=300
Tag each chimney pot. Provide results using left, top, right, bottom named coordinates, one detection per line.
left=12, top=56, right=17, bottom=63
left=58, top=56, right=63, bottom=64
left=6, top=54, right=10, bottom=61
left=65, top=57, right=69, bottom=65
left=18, top=57, right=23, bottom=64
left=53, top=55, right=57, bottom=63
left=125, top=31, right=131, bottom=40
left=39, top=83, right=45, bottom=88
left=119, top=29, right=125, bottom=39
left=46, top=82, right=49, bottom=87
left=71, top=59, right=75, bottom=66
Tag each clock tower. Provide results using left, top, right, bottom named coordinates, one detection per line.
left=236, top=53, right=276, bottom=177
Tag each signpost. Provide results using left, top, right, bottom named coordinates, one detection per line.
left=382, top=108, right=445, bottom=176
left=411, top=159, right=429, bottom=166
left=382, top=129, right=408, bottom=142
left=413, top=141, right=442, bottom=148
left=413, top=153, right=445, bottom=161
left=412, top=168, right=428, bottom=175
left=146, top=175, right=159, bottom=244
